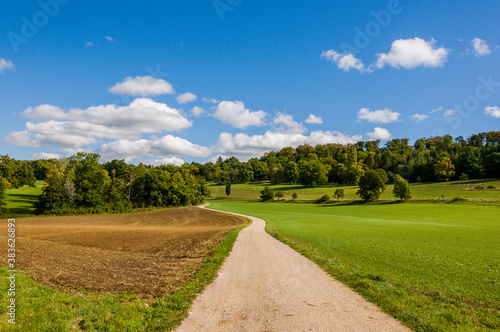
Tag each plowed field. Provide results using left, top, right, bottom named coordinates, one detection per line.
left=0, top=207, right=246, bottom=297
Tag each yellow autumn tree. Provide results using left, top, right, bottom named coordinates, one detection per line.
left=434, top=157, right=455, bottom=182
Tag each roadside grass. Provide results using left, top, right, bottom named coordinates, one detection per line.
left=208, top=200, right=500, bottom=331
left=0, top=221, right=250, bottom=331
left=208, top=179, right=500, bottom=201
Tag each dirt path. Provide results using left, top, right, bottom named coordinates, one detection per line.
left=177, top=206, right=410, bottom=332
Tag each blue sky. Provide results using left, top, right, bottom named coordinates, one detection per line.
left=1, top=0, right=499, bottom=165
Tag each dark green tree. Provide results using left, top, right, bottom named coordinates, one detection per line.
left=299, top=159, right=328, bottom=187
left=68, top=152, right=110, bottom=208
left=283, top=161, right=299, bottom=184
left=393, top=174, right=411, bottom=201
left=357, top=169, right=387, bottom=202
left=35, top=167, right=68, bottom=213
left=225, top=180, right=232, bottom=196
left=260, top=186, right=274, bottom=201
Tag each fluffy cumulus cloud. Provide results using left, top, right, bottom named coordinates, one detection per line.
left=471, top=38, right=492, bottom=57
left=375, top=38, right=449, bottom=69
left=108, top=76, right=175, bottom=96
left=213, top=100, right=268, bottom=128
left=0, top=58, right=15, bottom=73
left=485, top=106, right=500, bottom=118
left=365, top=127, right=392, bottom=141
left=98, top=135, right=211, bottom=162
left=190, top=106, right=206, bottom=116
left=175, top=92, right=197, bottom=104
left=147, top=157, right=185, bottom=167
left=216, top=130, right=361, bottom=160
left=6, top=98, right=192, bottom=149
left=357, top=108, right=401, bottom=124
left=273, top=113, right=306, bottom=134
left=321, top=50, right=367, bottom=72
left=32, top=152, right=61, bottom=160
left=409, top=114, right=429, bottom=123
left=305, top=114, right=323, bottom=124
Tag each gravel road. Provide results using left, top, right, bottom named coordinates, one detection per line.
left=176, top=206, right=410, bottom=332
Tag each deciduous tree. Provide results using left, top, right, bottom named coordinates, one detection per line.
left=393, top=174, right=411, bottom=201
left=357, top=169, right=387, bottom=202
left=434, top=157, right=455, bottom=182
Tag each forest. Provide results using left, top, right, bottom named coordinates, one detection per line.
left=0, top=131, right=499, bottom=214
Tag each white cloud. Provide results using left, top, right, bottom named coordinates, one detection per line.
left=305, top=114, right=323, bottom=124
left=190, top=106, right=206, bottom=116
left=98, top=135, right=211, bottom=162
left=485, top=106, right=500, bottom=118
left=444, top=109, right=457, bottom=118
left=321, top=50, right=368, bottom=72
left=430, top=106, right=443, bottom=113
left=104, top=36, right=116, bottom=43
left=357, top=108, right=401, bottom=124
left=109, top=76, right=175, bottom=96
left=213, top=100, right=268, bottom=129
left=273, top=113, right=306, bottom=134
left=0, top=58, right=15, bottom=74
left=375, top=38, right=449, bottom=69
left=146, top=157, right=185, bottom=167
left=85, top=42, right=95, bottom=48
left=366, top=127, right=392, bottom=141
left=176, top=92, right=197, bottom=104
left=409, top=114, right=429, bottom=123
left=471, top=38, right=492, bottom=57
left=8, top=99, right=192, bottom=148
left=216, top=130, right=361, bottom=160
left=32, top=152, right=60, bottom=160
left=202, top=97, right=219, bottom=104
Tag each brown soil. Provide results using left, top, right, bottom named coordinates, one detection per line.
left=0, top=207, right=246, bottom=297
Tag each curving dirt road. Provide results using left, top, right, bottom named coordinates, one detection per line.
left=177, top=206, right=410, bottom=332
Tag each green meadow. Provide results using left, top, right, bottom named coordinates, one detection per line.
left=208, top=200, right=500, bottom=331
left=209, top=179, right=500, bottom=202
left=2, top=181, right=43, bottom=216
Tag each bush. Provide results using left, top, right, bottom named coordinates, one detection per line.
left=475, top=185, right=484, bottom=190
left=459, top=173, right=470, bottom=181
left=292, top=192, right=298, bottom=200
left=260, top=187, right=274, bottom=201
left=316, top=194, right=330, bottom=203
left=487, top=185, right=495, bottom=189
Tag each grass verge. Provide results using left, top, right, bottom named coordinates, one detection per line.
left=0, top=220, right=250, bottom=331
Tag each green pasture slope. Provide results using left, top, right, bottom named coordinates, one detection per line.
left=2, top=181, right=43, bottom=216
left=209, top=179, right=500, bottom=201
left=208, top=200, right=500, bottom=331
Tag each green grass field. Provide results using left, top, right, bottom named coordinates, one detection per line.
left=3, top=181, right=43, bottom=216
left=209, top=179, right=500, bottom=202
left=208, top=200, right=500, bottom=331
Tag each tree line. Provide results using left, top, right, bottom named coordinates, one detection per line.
left=0, top=131, right=499, bottom=214
left=196, top=131, right=500, bottom=186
